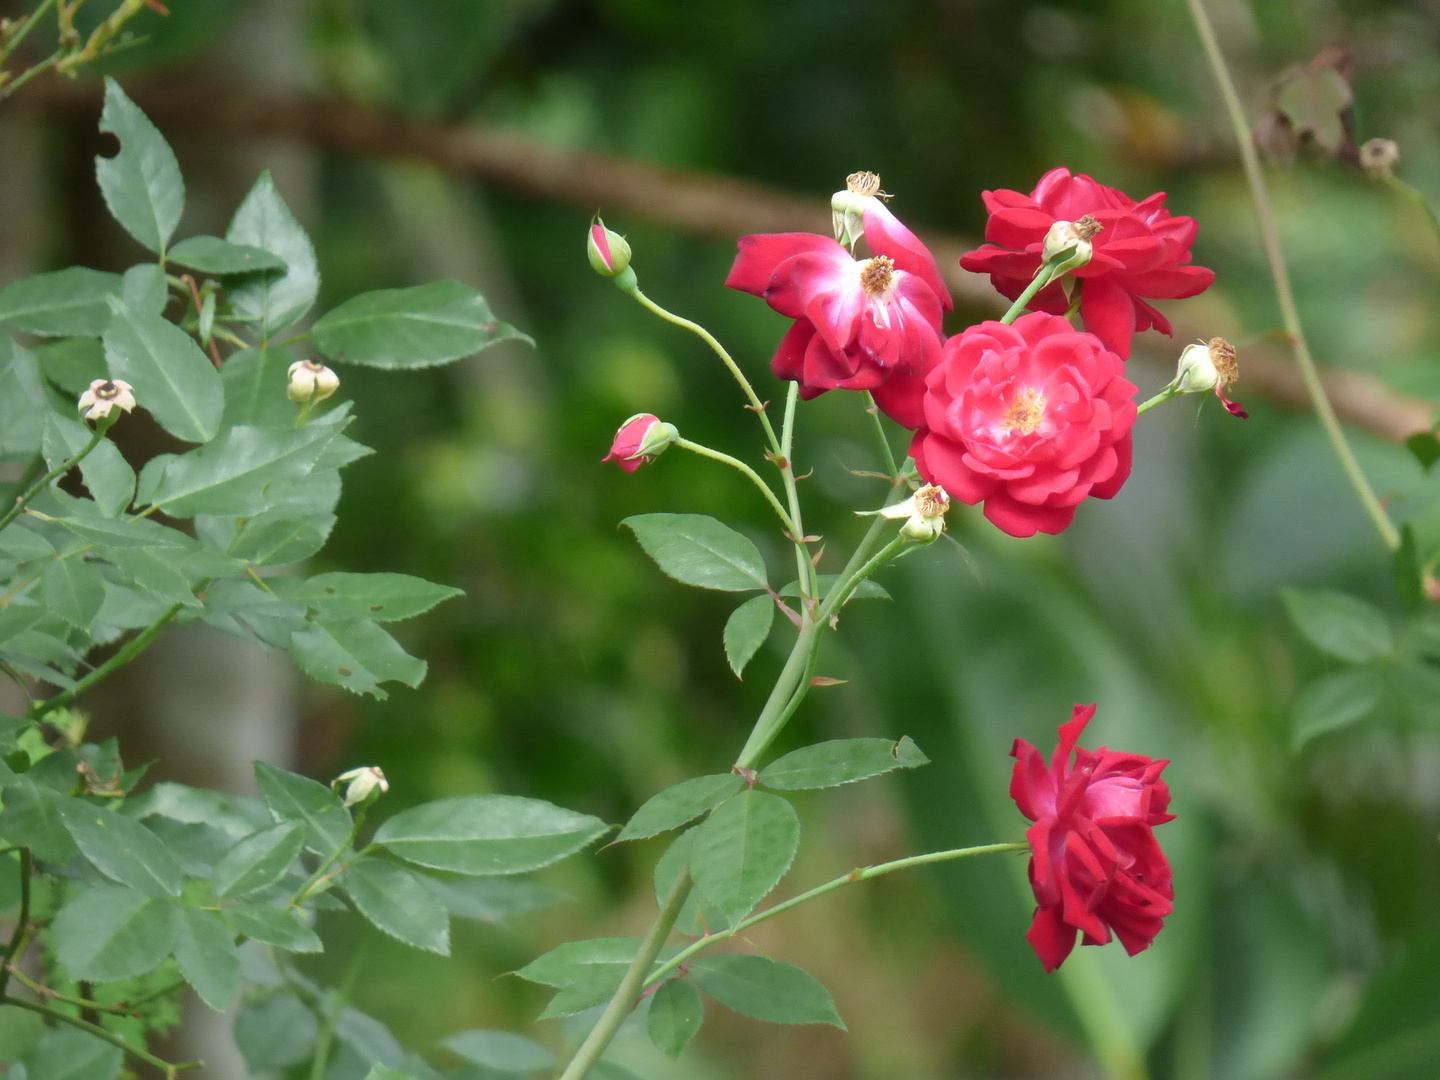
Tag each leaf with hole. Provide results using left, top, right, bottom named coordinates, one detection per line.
left=95, top=79, right=184, bottom=254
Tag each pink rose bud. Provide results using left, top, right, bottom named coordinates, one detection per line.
left=588, top=219, right=632, bottom=277
left=602, top=413, right=678, bottom=473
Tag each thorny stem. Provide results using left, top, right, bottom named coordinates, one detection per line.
left=778, top=382, right=817, bottom=599
left=29, top=602, right=183, bottom=720
left=1185, top=0, right=1401, bottom=552
left=555, top=875, right=692, bottom=1080
left=1, top=998, right=200, bottom=1077
left=4, top=966, right=136, bottom=1016
left=0, top=426, right=106, bottom=536
left=644, top=842, right=1029, bottom=988
left=674, top=438, right=796, bottom=533
left=861, top=390, right=900, bottom=482
left=0, top=849, right=31, bottom=1001
left=630, top=289, right=782, bottom=454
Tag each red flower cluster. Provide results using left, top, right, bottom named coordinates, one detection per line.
left=725, top=197, right=952, bottom=429
left=960, top=167, right=1215, bottom=360
left=910, top=314, right=1136, bottom=537
left=1010, top=704, right=1175, bottom=972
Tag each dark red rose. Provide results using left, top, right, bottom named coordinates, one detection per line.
left=602, top=413, right=675, bottom=473
left=959, top=168, right=1215, bottom=360
left=909, top=312, right=1136, bottom=538
left=726, top=200, right=952, bottom=428
left=1010, top=704, right=1175, bottom=973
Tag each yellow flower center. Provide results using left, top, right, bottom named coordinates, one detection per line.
left=1003, top=388, right=1047, bottom=436
left=860, top=256, right=894, bottom=297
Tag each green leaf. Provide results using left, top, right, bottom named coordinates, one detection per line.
left=234, top=994, right=318, bottom=1072
left=137, top=421, right=338, bottom=517
left=95, top=79, right=184, bottom=254
left=1396, top=524, right=1423, bottom=613
left=1405, top=431, right=1440, bottom=472
left=653, top=828, right=729, bottom=936
left=1292, top=667, right=1385, bottom=750
left=103, top=299, right=222, bottom=443
left=173, top=905, right=240, bottom=1011
left=342, top=857, right=450, bottom=955
left=0, top=268, right=123, bottom=337
left=219, top=345, right=300, bottom=429
left=0, top=779, right=77, bottom=863
left=515, top=938, right=653, bottom=1018
left=690, top=954, right=844, bottom=1028
left=442, top=1030, right=556, bottom=1073
left=121, top=264, right=168, bottom=315
left=22, top=1026, right=123, bottom=1080
left=688, top=789, right=799, bottom=925
left=167, top=235, right=287, bottom=274
left=425, top=876, right=563, bottom=923
left=376, top=795, right=608, bottom=876
left=211, top=821, right=306, bottom=899
left=222, top=902, right=323, bottom=953
left=724, top=594, right=773, bottom=678
left=621, top=513, right=768, bottom=592
left=43, top=414, right=135, bottom=518
left=648, top=977, right=703, bottom=1058
left=57, top=797, right=184, bottom=898
left=289, top=617, right=427, bottom=699
left=0, top=337, right=47, bottom=455
left=311, top=280, right=530, bottom=370
left=34, top=337, right=108, bottom=395
left=272, top=572, right=463, bottom=622
left=226, top=171, right=319, bottom=334
left=254, top=760, right=352, bottom=856
left=41, top=557, right=107, bottom=629
left=758, top=736, right=929, bottom=791
left=363, top=1068, right=420, bottom=1080
left=128, top=781, right=272, bottom=840
left=1281, top=588, right=1393, bottom=663
left=51, top=884, right=178, bottom=982
left=616, top=774, right=743, bottom=842
left=779, top=575, right=891, bottom=601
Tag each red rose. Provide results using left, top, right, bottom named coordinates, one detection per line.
left=602, top=413, right=676, bottom=473
left=910, top=313, right=1136, bottom=538
left=726, top=200, right=952, bottom=428
left=959, top=168, right=1215, bottom=360
left=1010, top=704, right=1175, bottom=973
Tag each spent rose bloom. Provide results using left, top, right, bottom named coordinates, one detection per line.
left=1010, top=703, right=1175, bottom=972
left=960, top=168, right=1215, bottom=360
left=910, top=313, right=1136, bottom=538
left=602, top=413, right=678, bottom=473
left=77, top=379, right=136, bottom=423
left=725, top=193, right=952, bottom=429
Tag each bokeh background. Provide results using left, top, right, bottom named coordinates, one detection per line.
left=4, top=1, right=1440, bottom=1078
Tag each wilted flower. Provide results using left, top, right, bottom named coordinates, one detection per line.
left=1040, top=215, right=1101, bottom=275
left=1174, top=337, right=1246, bottom=418
left=910, top=313, right=1136, bottom=538
left=77, top=379, right=136, bottom=423
left=287, top=359, right=339, bottom=403
left=960, top=168, right=1215, bottom=360
left=602, top=413, right=678, bottom=473
left=334, top=766, right=388, bottom=807
left=1010, top=704, right=1175, bottom=972
left=1359, top=138, right=1400, bottom=180
left=875, top=483, right=950, bottom=541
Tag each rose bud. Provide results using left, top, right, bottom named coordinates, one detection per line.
left=602, top=413, right=679, bottom=473
left=873, top=483, right=950, bottom=542
left=334, top=766, right=388, bottom=808
left=77, top=379, right=136, bottom=424
left=1041, top=216, right=1101, bottom=275
left=1175, top=337, right=1246, bottom=418
left=588, top=218, right=637, bottom=292
left=287, top=358, right=340, bottom=403
left=1010, top=703, right=1175, bottom=972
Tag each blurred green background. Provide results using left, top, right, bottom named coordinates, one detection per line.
left=6, top=0, right=1440, bottom=1078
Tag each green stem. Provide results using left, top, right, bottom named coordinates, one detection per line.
left=0, top=997, right=198, bottom=1077
left=4, top=967, right=135, bottom=1016
left=861, top=391, right=900, bottom=482
left=1184, top=0, right=1400, bottom=552
left=631, top=288, right=781, bottom=454
left=1000, top=266, right=1056, bottom=325
left=29, top=602, right=183, bottom=720
left=777, top=382, right=816, bottom=600
left=0, top=849, right=30, bottom=1000
left=673, top=438, right=795, bottom=533
left=1137, top=386, right=1180, bottom=416
left=556, top=875, right=692, bottom=1080
left=0, top=0, right=56, bottom=66
left=290, top=807, right=368, bottom=907
left=0, top=427, right=105, bottom=537
left=308, top=940, right=367, bottom=1080
left=644, top=842, right=1028, bottom=988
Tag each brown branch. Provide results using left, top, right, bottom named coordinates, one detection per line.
left=19, top=79, right=1436, bottom=443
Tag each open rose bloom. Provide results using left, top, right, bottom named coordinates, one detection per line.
left=960, top=168, right=1215, bottom=359
left=911, top=313, right=1137, bottom=537
left=726, top=197, right=952, bottom=428
left=1011, top=704, right=1175, bottom=972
